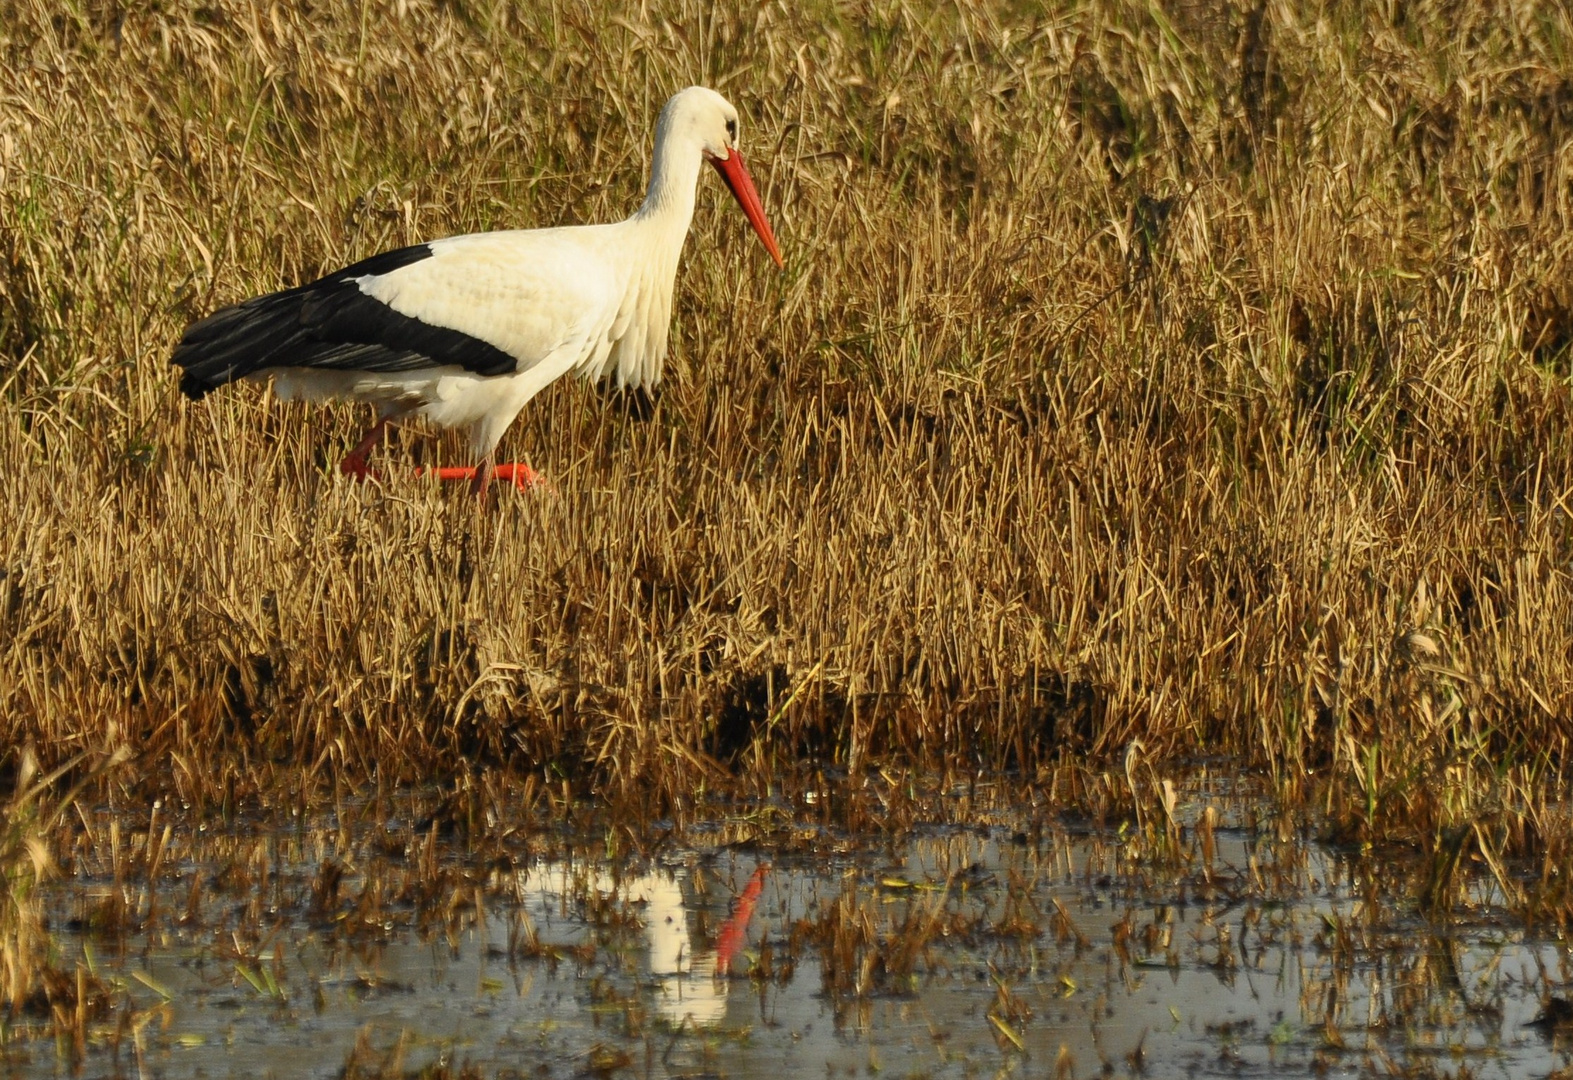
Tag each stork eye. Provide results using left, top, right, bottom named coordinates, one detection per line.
left=726, top=118, right=737, bottom=142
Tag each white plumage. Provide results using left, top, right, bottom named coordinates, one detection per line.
left=173, top=86, right=782, bottom=494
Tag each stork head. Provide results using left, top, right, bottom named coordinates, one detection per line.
left=659, top=86, right=784, bottom=268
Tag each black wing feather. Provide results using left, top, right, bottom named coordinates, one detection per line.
left=172, top=244, right=520, bottom=400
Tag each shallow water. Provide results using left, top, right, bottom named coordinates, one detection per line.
left=10, top=791, right=1573, bottom=1079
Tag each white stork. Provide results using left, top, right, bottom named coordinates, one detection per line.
left=172, top=86, right=783, bottom=496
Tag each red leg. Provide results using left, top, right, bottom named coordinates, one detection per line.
left=339, top=417, right=389, bottom=480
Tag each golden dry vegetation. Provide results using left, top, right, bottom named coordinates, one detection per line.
left=1, top=0, right=1572, bottom=882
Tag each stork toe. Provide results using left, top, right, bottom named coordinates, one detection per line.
left=493, top=464, right=545, bottom=491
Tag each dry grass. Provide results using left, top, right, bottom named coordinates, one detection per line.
left=2, top=0, right=1573, bottom=870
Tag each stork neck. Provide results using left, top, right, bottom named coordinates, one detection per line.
left=635, top=134, right=703, bottom=235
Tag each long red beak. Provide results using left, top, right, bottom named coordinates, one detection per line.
left=710, top=148, right=784, bottom=269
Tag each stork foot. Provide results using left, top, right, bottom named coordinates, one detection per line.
left=493, top=463, right=544, bottom=491
left=338, top=456, right=382, bottom=482
left=419, top=464, right=544, bottom=493
left=339, top=417, right=390, bottom=481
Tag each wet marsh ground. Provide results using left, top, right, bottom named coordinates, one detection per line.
left=8, top=777, right=1573, bottom=1079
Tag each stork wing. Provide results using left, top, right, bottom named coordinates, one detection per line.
left=172, top=230, right=616, bottom=400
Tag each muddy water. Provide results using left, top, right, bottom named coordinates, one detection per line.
left=12, top=796, right=1573, bottom=1079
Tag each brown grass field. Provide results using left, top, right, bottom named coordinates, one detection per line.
left=2, top=0, right=1573, bottom=897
